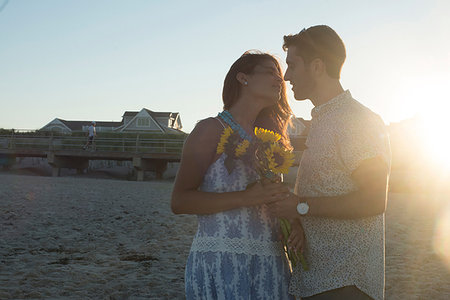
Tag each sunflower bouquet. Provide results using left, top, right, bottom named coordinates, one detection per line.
left=216, top=126, right=308, bottom=270
left=252, top=127, right=293, bottom=177
left=252, top=128, right=308, bottom=271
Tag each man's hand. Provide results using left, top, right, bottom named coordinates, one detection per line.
left=288, top=218, right=306, bottom=254
left=266, top=192, right=299, bottom=219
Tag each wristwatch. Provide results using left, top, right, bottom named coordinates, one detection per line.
left=296, top=199, right=309, bottom=215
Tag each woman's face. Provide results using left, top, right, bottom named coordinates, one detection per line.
left=246, top=60, right=283, bottom=106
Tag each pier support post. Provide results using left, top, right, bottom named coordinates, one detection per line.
left=52, top=167, right=61, bottom=177
left=47, top=153, right=89, bottom=177
left=0, top=154, right=15, bottom=170
left=132, top=157, right=168, bottom=181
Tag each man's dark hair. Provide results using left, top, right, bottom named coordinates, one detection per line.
left=283, top=25, right=346, bottom=79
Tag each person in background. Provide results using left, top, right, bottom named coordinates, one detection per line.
left=83, top=121, right=96, bottom=150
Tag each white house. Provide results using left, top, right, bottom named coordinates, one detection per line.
left=40, top=108, right=184, bottom=134
left=115, top=109, right=183, bottom=133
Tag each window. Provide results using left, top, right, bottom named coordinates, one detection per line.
left=137, top=118, right=150, bottom=127
left=50, top=126, right=62, bottom=132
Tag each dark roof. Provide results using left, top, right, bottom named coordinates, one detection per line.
left=122, top=111, right=139, bottom=117
left=123, top=109, right=179, bottom=119
left=58, top=119, right=123, bottom=131
left=143, top=109, right=179, bottom=119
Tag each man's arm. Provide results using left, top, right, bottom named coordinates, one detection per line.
left=268, top=155, right=389, bottom=219
left=304, top=155, right=389, bottom=218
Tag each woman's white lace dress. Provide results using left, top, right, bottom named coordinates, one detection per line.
left=185, top=154, right=293, bottom=299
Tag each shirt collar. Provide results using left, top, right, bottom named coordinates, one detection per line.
left=311, top=90, right=352, bottom=118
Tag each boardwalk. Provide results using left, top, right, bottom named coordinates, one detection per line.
left=0, top=134, right=184, bottom=180
left=0, top=133, right=307, bottom=180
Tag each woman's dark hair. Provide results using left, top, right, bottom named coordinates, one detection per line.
left=222, top=51, right=292, bottom=149
left=283, top=25, right=346, bottom=79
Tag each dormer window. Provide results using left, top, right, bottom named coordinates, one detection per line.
left=137, top=118, right=150, bottom=127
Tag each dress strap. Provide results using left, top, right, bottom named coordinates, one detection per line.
left=214, top=116, right=226, bottom=129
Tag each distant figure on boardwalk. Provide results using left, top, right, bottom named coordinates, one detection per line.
left=83, top=121, right=96, bottom=150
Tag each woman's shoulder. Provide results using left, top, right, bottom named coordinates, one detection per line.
left=191, top=117, right=225, bottom=138
left=197, top=116, right=226, bottom=129
left=184, top=117, right=225, bottom=148
left=181, top=117, right=226, bottom=165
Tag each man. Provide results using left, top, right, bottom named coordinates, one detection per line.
left=83, top=121, right=96, bottom=150
left=268, top=25, right=391, bottom=300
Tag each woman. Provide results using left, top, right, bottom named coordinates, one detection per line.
left=171, top=51, right=294, bottom=299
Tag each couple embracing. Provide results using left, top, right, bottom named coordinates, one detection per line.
left=172, top=25, right=391, bottom=300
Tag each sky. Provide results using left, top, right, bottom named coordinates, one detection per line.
left=1, top=0, right=449, bottom=133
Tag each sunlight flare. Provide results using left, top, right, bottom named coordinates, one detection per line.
left=409, top=77, right=450, bottom=170
left=418, top=112, right=450, bottom=169
left=433, top=203, right=450, bottom=270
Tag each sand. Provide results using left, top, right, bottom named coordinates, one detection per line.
left=1, top=173, right=449, bottom=299
left=0, top=174, right=196, bottom=299
left=385, top=193, right=450, bottom=299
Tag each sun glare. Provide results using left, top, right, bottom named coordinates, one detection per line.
left=397, top=75, right=450, bottom=171
left=433, top=203, right=450, bottom=271
left=418, top=109, right=450, bottom=170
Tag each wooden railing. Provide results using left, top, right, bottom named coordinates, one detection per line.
left=0, top=134, right=185, bottom=154
left=0, top=130, right=305, bottom=154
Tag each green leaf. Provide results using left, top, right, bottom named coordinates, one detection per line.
left=224, top=157, right=236, bottom=174
left=298, top=251, right=309, bottom=271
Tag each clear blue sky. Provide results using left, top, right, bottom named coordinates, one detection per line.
left=1, top=0, right=449, bottom=132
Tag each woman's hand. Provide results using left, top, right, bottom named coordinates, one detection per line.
left=244, top=180, right=288, bottom=206
left=288, top=218, right=306, bottom=254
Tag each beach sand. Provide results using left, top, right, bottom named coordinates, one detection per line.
left=1, top=174, right=449, bottom=299
left=0, top=174, right=196, bottom=299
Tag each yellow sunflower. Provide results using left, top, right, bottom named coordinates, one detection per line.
left=264, top=144, right=295, bottom=174
left=235, top=139, right=250, bottom=157
left=254, top=127, right=281, bottom=143
left=216, top=127, right=234, bottom=154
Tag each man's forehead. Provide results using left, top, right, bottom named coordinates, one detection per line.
left=286, top=47, right=295, bottom=57
left=286, top=47, right=301, bottom=62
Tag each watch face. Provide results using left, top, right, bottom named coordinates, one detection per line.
left=297, top=202, right=309, bottom=215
